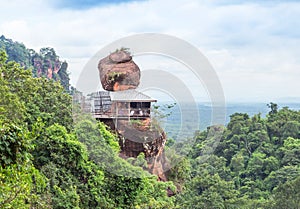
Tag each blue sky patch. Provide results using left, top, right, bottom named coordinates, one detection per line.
left=56, top=0, right=145, bottom=9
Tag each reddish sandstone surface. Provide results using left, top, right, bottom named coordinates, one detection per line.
left=116, top=119, right=167, bottom=181
left=98, top=50, right=168, bottom=181
left=98, top=50, right=140, bottom=91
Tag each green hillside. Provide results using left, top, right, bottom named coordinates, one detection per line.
left=0, top=35, right=70, bottom=91
left=1, top=41, right=300, bottom=208
left=0, top=50, right=175, bottom=208
left=175, top=104, right=300, bottom=208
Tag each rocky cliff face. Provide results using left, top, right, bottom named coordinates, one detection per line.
left=98, top=50, right=168, bottom=181
left=0, top=36, right=70, bottom=91
left=116, top=120, right=167, bottom=181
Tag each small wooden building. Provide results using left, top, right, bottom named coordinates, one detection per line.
left=88, top=90, right=166, bottom=181
left=90, top=89, right=157, bottom=121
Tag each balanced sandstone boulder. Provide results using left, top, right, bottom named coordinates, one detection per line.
left=97, top=49, right=168, bottom=181
left=98, top=50, right=140, bottom=91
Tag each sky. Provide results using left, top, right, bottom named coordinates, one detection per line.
left=0, top=0, right=300, bottom=103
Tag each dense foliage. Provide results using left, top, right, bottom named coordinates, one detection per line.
left=0, top=35, right=70, bottom=91
left=174, top=106, right=300, bottom=208
left=1, top=37, right=300, bottom=208
left=0, top=50, right=174, bottom=208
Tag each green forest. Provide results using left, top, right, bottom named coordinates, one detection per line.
left=0, top=35, right=70, bottom=91
left=1, top=38, right=300, bottom=208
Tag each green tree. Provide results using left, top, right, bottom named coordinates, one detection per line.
left=75, top=119, right=176, bottom=208
left=177, top=170, right=239, bottom=209
left=0, top=121, right=47, bottom=208
left=267, top=102, right=278, bottom=114
left=266, top=176, right=300, bottom=209
left=0, top=35, right=71, bottom=91
left=58, top=61, right=70, bottom=92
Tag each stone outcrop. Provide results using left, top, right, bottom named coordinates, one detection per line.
left=116, top=120, right=167, bottom=181
left=98, top=49, right=168, bottom=181
left=98, top=50, right=140, bottom=91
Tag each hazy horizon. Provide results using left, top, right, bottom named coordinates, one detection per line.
left=1, top=0, right=300, bottom=103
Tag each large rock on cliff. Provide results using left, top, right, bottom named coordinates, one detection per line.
left=97, top=50, right=167, bottom=181
left=98, top=50, right=140, bottom=91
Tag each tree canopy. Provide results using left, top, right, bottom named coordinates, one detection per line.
left=1, top=37, right=300, bottom=208
left=0, top=35, right=70, bottom=92
left=0, top=50, right=175, bottom=208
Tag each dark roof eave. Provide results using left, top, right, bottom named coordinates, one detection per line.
left=112, top=99, right=157, bottom=102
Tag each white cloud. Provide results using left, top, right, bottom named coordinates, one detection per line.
left=0, top=0, right=299, bottom=102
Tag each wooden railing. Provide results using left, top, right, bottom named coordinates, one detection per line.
left=92, top=108, right=151, bottom=119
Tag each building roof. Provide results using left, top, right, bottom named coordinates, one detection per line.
left=110, top=89, right=157, bottom=102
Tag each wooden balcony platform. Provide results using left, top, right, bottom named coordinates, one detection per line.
left=92, top=108, right=151, bottom=120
